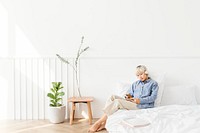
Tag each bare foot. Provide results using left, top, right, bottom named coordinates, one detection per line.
left=88, top=122, right=101, bottom=132
left=88, top=114, right=107, bottom=132
left=97, top=122, right=106, bottom=131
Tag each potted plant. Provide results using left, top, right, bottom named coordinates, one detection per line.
left=47, top=82, right=66, bottom=123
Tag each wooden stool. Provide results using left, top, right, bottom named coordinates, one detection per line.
left=68, top=96, right=94, bottom=125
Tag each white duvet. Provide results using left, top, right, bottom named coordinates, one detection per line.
left=106, top=105, right=200, bottom=133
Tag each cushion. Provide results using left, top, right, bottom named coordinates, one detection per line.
left=150, top=74, right=165, bottom=107
left=161, top=85, right=198, bottom=105
left=114, top=82, right=132, bottom=98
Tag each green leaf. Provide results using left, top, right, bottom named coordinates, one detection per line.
left=56, top=98, right=62, bottom=102
left=58, top=92, right=65, bottom=96
left=57, top=86, right=63, bottom=91
left=50, top=104, right=56, bottom=107
left=56, top=103, right=62, bottom=107
left=57, top=82, right=62, bottom=86
left=52, top=82, right=58, bottom=91
left=50, top=100, right=56, bottom=105
left=47, top=93, right=55, bottom=99
left=50, top=88, right=55, bottom=93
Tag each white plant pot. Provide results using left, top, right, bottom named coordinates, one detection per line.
left=48, top=105, right=66, bottom=124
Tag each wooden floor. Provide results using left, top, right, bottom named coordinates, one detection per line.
left=0, top=119, right=108, bottom=133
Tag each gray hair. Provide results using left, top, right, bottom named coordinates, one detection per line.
left=135, top=65, right=148, bottom=75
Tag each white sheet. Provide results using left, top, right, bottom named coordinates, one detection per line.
left=106, top=105, right=200, bottom=133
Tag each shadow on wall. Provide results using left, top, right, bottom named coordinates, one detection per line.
left=0, top=1, right=41, bottom=57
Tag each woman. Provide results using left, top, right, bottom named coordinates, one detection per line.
left=88, top=65, right=159, bottom=132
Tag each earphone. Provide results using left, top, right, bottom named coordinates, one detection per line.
left=144, top=70, right=148, bottom=74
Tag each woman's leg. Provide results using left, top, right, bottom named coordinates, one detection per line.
left=104, top=95, right=124, bottom=108
left=103, top=95, right=138, bottom=116
left=89, top=95, right=138, bottom=132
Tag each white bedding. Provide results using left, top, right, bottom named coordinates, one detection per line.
left=106, top=105, right=200, bottom=133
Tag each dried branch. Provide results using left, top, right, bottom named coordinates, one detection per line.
left=56, top=36, right=89, bottom=97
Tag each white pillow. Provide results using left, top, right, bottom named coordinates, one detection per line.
left=151, top=74, right=165, bottom=107
left=195, top=85, right=200, bottom=104
left=161, top=85, right=197, bottom=105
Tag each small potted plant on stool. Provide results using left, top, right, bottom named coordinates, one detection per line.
left=47, top=82, right=66, bottom=123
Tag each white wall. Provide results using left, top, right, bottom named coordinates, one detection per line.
left=0, top=0, right=200, bottom=119
left=1, top=0, right=200, bottom=57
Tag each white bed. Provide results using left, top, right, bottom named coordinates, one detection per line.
left=106, top=105, right=200, bottom=133
left=107, top=75, right=200, bottom=133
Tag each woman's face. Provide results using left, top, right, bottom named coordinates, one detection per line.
left=137, top=73, right=148, bottom=81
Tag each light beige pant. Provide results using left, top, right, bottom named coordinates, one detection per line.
left=102, top=95, right=138, bottom=116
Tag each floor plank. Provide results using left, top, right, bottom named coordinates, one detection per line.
left=0, top=119, right=108, bottom=133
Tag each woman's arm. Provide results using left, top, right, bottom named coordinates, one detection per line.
left=139, top=82, right=159, bottom=104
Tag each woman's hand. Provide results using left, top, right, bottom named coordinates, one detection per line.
left=125, top=97, right=133, bottom=101
left=124, top=94, right=132, bottom=99
left=133, top=98, right=140, bottom=104
left=124, top=94, right=140, bottom=104
left=126, top=97, right=140, bottom=104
